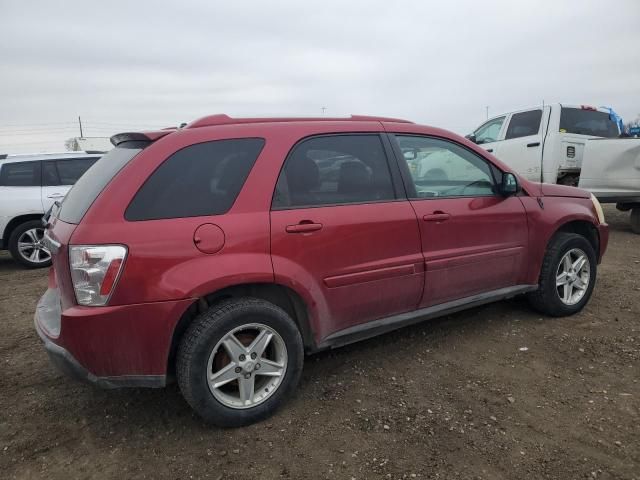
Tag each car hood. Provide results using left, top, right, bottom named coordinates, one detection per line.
left=521, top=179, right=591, bottom=199
left=540, top=183, right=591, bottom=198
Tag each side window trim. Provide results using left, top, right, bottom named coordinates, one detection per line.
left=388, top=133, right=503, bottom=200
left=270, top=133, right=401, bottom=211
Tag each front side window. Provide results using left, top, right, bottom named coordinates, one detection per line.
left=272, top=134, right=395, bottom=209
left=396, top=136, right=497, bottom=198
left=474, top=116, right=505, bottom=144
left=505, top=110, right=542, bottom=140
left=0, top=161, right=41, bottom=187
left=43, top=158, right=99, bottom=186
left=126, top=138, right=264, bottom=221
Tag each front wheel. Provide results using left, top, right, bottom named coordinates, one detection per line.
left=176, top=298, right=304, bottom=427
left=527, top=232, right=597, bottom=316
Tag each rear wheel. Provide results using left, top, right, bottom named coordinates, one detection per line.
left=176, top=298, right=304, bottom=427
left=527, top=232, right=597, bottom=316
left=8, top=220, right=52, bottom=268
left=631, top=208, right=640, bottom=234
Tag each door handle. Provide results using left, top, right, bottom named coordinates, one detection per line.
left=285, top=222, right=323, bottom=233
left=486, top=148, right=493, bottom=153
left=46, top=193, right=65, bottom=199
left=527, top=142, right=540, bottom=147
left=423, top=212, right=451, bottom=222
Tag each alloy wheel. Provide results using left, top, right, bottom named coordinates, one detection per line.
left=207, top=323, right=287, bottom=409
left=556, top=248, right=590, bottom=305
left=17, top=228, right=51, bottom=264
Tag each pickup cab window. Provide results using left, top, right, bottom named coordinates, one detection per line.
left=473, top=116, right=505, bottom=144
left=560, top=108, right=619, bottom=138
left=505, top=110, right=542, bottom=139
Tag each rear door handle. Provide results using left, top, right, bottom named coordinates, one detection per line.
left=285, top=222, right=323, bottom=233
left=423, top=212, right=451, bottom=222
left=527, top=142, right=540, bottom=147
left=46, top=193, right=65, bottom=199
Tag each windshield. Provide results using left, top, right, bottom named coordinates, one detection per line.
left=57, top=141, right=146, bottom=224
left=559, top=108, right=619, bottom=138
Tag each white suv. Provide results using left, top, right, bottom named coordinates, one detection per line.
left=0, top=152, right=101, bottom=267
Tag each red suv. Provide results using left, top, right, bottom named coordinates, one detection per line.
left=35, top=115, right=609, bottom=426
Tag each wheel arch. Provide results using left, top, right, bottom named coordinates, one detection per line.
left=166, top=282, right=316, bottom=376
left=552, top=219, right=600, bottom=257
left=2, top=214, right=44, bottom=248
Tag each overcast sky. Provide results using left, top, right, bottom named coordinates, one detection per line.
left=1, top=0, right=638, bottom=153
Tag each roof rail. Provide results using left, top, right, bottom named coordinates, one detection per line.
left=186, top=114, right=413, bottom=129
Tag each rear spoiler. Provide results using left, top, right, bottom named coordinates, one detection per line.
left=110, top=130, right=175, bottom=147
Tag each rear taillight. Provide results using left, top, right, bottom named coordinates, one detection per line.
left=69, top=245, right=127, bottom=306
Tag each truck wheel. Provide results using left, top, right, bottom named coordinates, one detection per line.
left=527, top=232, right=597, bottom=316
left=631, top=208, right=640, bottom=234
left=8, top=220, right=52, bottom=268
left=176, top=298, right=304, bottom=427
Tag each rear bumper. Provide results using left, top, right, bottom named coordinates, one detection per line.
left=34, top=287, right=193, bottom=388
left=34, top=316, right=164, bottom=388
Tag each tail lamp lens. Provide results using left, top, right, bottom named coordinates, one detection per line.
left=69, top=245, right=127, bottom=306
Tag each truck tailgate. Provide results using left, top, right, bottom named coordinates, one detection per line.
left=578, top=138, right=640, bottom=203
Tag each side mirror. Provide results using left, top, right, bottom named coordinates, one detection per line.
left=500, top=172, right=520, bottom=196
left=402, top=149, right=417, bottom=160
left=465, top=133, right=477, bottom=144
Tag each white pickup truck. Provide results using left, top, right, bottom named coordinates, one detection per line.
left=468, top=104, right=640, bottom=232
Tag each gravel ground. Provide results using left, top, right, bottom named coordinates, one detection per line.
left=1, top=205, right=638, bottom=480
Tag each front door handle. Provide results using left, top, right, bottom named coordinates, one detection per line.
left=285, top=222, right=323, bottom=233
left=423, top=212, right=451, bottom=222
left=486, top=148, right=494, bottom=153
left=527, top=142, right=540, bottom=147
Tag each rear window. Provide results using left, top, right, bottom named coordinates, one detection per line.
left=125, top=138, right=265, bottom=221
left=58, top=142, right=145, bottom=224
left=560, top=108, right=619, bottom=138
left=0, top=161, right=41, bottom=186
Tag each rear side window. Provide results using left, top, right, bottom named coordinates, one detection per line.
left=272, top=134, right=395, bottom=209
left=505, top=110, right=542, bottom=139
left=126, top=138, right=264, bottom=221
left=58, top=142, right=145, bottom=224
left=0, top=161, right=41, bottom=186
left=43, top=157, right=99, bottom=186
left=560, top=108, right=619, bottom=137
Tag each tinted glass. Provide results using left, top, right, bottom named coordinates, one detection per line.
left=474, top=116, right=505, bottom=144
left=505, top=110, right=542, bottom=139
left=396, top=136, right=496, bottom=198
left=58, top=142, right=145, bottom=224
left=126, top=138, right=264, bottom=221
left=560, top=108, right=619, bottom=138
left=272, top=134, right=395, bottom=208
left=0, top=161, right=41, bottom=187
left=43, top=158, right=99, bottom=186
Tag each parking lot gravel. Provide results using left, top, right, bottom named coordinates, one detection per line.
left=1, top=206, right=638, bottom=480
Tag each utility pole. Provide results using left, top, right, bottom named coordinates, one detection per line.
left=78, top=116, right=84, bottom=138
left=485, top=106, right=489, bottom=120
left=321, top=107, right=327, bottom=116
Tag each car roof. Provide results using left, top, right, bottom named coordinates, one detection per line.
left=0, top=152, right=103, bottom=163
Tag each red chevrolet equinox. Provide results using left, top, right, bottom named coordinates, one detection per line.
left=35, top=115, right=609, bottom=426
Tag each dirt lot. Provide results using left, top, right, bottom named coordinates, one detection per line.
left=1, top=205, right=638, bottom=480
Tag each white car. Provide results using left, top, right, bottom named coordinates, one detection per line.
left=468, top=104, right=640, bottom=232
left=0, top=152, right=101, bottom=267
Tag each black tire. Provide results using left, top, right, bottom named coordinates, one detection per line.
left=176, top=297, right=304, bottom=427
left=631, top=208, right=640, bottom=234
left=527, top=232, right=597, bottom=317
left=8, top=220, right=52, bottom=269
